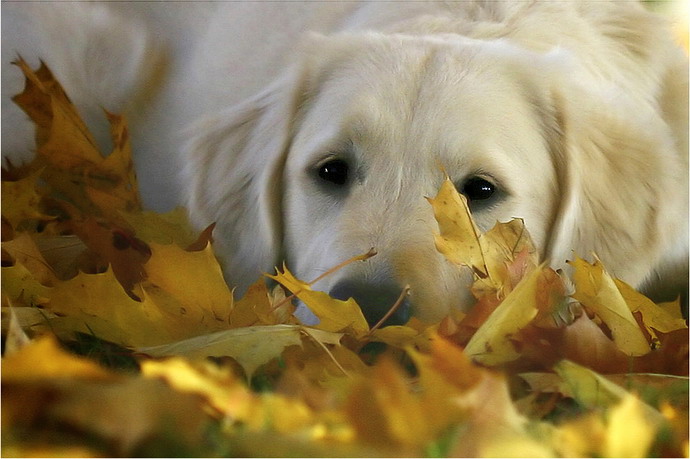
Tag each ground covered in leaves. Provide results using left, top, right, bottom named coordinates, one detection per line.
left=2, top=60, right=688, bottom=458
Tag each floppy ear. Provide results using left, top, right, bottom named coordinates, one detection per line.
left=544, top=86, right=687, bottom=293
left=181, top=71, right=306, bottom=294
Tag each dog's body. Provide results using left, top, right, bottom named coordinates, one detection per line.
left=3, top=1, right=688, bottom=324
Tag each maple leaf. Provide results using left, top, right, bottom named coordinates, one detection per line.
left=2, top=261, right=50, bottom=308
left=2, top=336, right=212, bottom=457
left=228, top=278, right=296, bottom=328
left=41, top=268, right=173, bottom=347
left=140, top=356, right=355, bottom=448
left=2, top=232, right=58, bottom=286
left=613, top=278, right=687, bottom=345
left=141, top=242, right=233, bottom=328
left=428, top=177, right=539, bottom=295
left=12, top=58, right=140, bottom=218
left=138, top=324, right=343, bottom=380
left=569, top=256, right=654, bottom=356
left=1, top=169, right=54, bottom=230
left=427, top=177, right=487, bottom=277
left=464, top=265, right=544, bottom=365
left=268, top=265, right=369, bottom=338
left=66, top=216, right=151, bottom=292
left=2, top=335, right=112, bottom=381
left=119, top=207, right=198, bottom=247
left=141, top=357, right=254, bottom=416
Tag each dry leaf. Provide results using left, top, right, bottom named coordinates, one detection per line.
left=269, top=265, right=369, bottom=338
left=139, top=325, right=343, bottom=380
left=464, top=265, right=544, bottom=365
left=427, top=177, right=487, bottom=277
left=142, top=242, right=233, bottom=327
left=569, top=256, right=651, bottom=356
left=1, top=170, right=53, bottom=230
left=2, top=232, right=57, bottom=286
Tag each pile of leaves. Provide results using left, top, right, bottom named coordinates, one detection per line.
left=2, top=60, right=688, bottom=457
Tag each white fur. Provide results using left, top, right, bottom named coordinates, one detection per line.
left=3, top=1, right=687, bottom=322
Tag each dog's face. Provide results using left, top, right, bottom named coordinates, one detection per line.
left=283, top=35, right=560, bottom=323
left=183, top=32, right=685, bottom=326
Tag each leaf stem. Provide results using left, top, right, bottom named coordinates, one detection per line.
left=300, top=328, right=350, bottom=378
left=366, top=285, right=411, bottom=337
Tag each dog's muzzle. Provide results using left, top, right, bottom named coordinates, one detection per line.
left=329, top=279, right=412, bottom=327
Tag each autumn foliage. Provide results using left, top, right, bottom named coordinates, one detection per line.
left=2, top=60, right=688, bottom=457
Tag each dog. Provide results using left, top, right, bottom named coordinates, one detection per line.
left=3, top=1, right=688, bottom=325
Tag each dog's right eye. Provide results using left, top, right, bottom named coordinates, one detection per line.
left=318, top=159, right=350, bottom=186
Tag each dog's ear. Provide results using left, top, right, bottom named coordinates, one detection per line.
left=181, top=70, right=307, bottom=294
left=544, top=85, right=687, bottom=294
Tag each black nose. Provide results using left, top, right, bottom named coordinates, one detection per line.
left=329, top=279, right=411, bottom=327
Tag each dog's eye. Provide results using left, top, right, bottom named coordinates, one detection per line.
left=462, top=177, right=495, bottom=201
left=318, top=159, right=349, bottom=186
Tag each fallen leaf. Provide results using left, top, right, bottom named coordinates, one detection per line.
left=12, top=59, right=140, bottom=217
left=2, top=335, right=113, bottom=382
left=427, top=177, right=487, bottom=277
left=142, top=242, right=232, bottom=327
left=464, top=265, right=544, bottom=365
left=43, top=268, right=172, bottom=347
left=1, top=169, right=53, bottom=230
left=614, top=278, right=687, bottom=345
left=269, top=265, right=369, bottom=338
left=2, top=232, right=57, bottom=286
left=2, top=261, right=50, bottom=307
left=569, top=256, right=651, bottom=356
left=119, top=207, right=198, bottom=247
left=139, top=325, right=342, bottom=380
left=604, top=394, right=660, bottom=457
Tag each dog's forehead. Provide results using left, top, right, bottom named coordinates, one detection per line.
left=297, top=35, right=545, bottom=170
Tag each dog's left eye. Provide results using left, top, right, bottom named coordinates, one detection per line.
left=462, top=177, right=495, bottom=201
left=318, top=159, right=350, bottom=186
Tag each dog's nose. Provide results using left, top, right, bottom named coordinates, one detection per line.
left=329, top=279, right=411, bottom=327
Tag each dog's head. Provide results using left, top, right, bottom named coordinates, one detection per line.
left=183, top=32, right=687, bottom=325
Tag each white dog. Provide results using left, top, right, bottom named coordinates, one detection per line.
left=2, top=1, right=687, bottom=325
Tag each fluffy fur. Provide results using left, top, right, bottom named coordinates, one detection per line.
left=3, top=1, right=687, bottom=324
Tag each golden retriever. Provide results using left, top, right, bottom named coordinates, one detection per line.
left=3, top=1, right=687, bottom=325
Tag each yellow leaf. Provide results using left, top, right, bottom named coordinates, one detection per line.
left=614, top=278, right=687, bottom=345
left=604, top=394, right=659, bottom=458
left=427, top=177, right=487, bottom=277
left=2, top=232, right=58, bottom=285
left=141, top=357, right=252, bottom=417
left=142, top=242, right=233, bottom=326
left=464, top=265, right=543, bottom=365
left=268, top=266, right=369, bottom=338
left=0, top=305, right=56, bottom=339
left=479, top=219, right=538, bottom=290
left=554, top=360, right=662, bottom=422
left=12, top=59, right=140, bottom=216
left=1, top=170, right=53, bottom=229
left=229, top=278, right=296, bottom=328
left=85, top=111, right=139, bottom=212
left=45, top=268, right=172, bottom=347
left=119, top=207, right=197, bottom=247
left=139, top=325, right=342, bottom=380
left=366, top=318, right=436, bottom=351
left=1, top=335, right=113, bottom=382
left=1, top=262, right=50, bottom=307
left=345, top=358, right=435, bottom=453
left=569, top=257, right=651, bottom=356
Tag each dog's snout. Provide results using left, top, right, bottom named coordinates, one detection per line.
left=329, top=279, right=411, bottom=327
